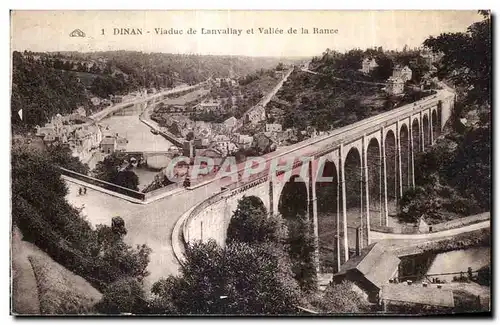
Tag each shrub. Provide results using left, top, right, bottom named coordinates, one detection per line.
left=226, top=196, right=287, bottom=245
left=95, top=277, right=147, bottom=314
left=152, top=240, right=301, bottom=315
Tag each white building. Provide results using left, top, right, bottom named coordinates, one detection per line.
left=223, top=116, right=238, bottom=130
left=245, top=105, right=266, bottom=125
left=360, top=58, right=378, bottom=74
left=392, top=65, right=413, bottom=82
left=385, top=76, right=405, bottom=95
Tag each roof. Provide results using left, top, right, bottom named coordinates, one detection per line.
left=224, top=116, right=237, bottom=125
left=101, top=137, right=116, bottom=145
left=381, top=284, right=455, bottom=308
left=387, top=76, right=404, bottom=83
left=335, top=242, right=401, bottom=289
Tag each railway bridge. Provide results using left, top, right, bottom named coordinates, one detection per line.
left=181, top=87, right=456, bottom=273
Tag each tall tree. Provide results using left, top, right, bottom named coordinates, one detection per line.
left=226, top=196, right=287, bottom=245
left=151, top=240, right=300, bottom=315
left=424, top=11, right=491, bottom=108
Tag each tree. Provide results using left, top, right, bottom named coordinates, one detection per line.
left=371, top=54, right=394, bottom=81
left=226, top=196, right=287, bottom=245
left=423, top=11, right=491, bottom=108
left=287, top=215, right=317, bottom=292
left=11, top=143, right=151, bottom=291
left=95, top=277, right=148, bottom=314
left=396, top=12, right=492, bottom=220
left=398, top=186, right=442, bottom=224
left=93, top=152, right=140, bottom=190
left=306, top=280, right=371, bottom=313
left=114, top=170, right=140, bottom=191
left=47, top=144, right=90, bottom=174
left=152, top=240, right=300, bottom=315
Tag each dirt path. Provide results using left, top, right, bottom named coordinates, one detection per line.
left=11, top=227, right=41, bottom=315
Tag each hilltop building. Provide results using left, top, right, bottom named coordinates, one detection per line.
left=385, top=76, right=405, bottom=95
left=392, top=65, right=413, bottom=82
left=244, top=105, right=266, bottom=126
left=360, top=58, right=379, bottom=74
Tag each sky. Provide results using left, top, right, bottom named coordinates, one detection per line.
left=10, top=10, right=484, bottom=57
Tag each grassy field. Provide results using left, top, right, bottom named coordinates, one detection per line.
left=11, top=227, right=102, bottom=315
left=28, top=253, right=102, bottom=314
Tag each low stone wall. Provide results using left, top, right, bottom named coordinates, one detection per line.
left=59, top=167, right=146, bottom=200
left=430, top=212, right=490, bottom=232
left=182, top=190, right=228, bottom=247
left=371, top=212, right=490, bottom=234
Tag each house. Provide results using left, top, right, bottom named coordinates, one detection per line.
left=385, top=76, right=405, bottom=95
left=111, top=95, right=123, bottom=104
left=223, top=116, right=238, bottom=130
left=101, top=136, right=117, bottom=154
left=252, top=132, right=277, bottom=155
left=392, top=65, right=413, bottom=82
left=100, top=133, right=127, bottom=154
left=418, top=217, right=430, bottom=233
left=237, top=134, right=254, bottom=149
left=213, top=134, right=230, bottom=143
left=360, top=58, right=378, bottom=74
left=245, top=105, right=266, bottom=125
left=330, top=242, right=401, bottom=303
left=193, top=138, right=210, bottom=149
left=116, top=136, right=128, bottom=151
left=200, top=99, right=222, bottom=112
left=197, top=148, right=226, bottom=172
left=265, top=123, right=283, bottom=133
left=380, top=284, right=455, bottom=311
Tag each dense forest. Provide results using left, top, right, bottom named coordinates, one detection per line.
left=11, top=50, right=301, bottom=130
left=11, top=51, right=91, bottom=130
left=11, top=138, right=151, bottom=292
left=398, top=11, right=491, bottom=224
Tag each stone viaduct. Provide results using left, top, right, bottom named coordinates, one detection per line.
left=182, top=89, right=455, bottom=273
left=183, top=88, right=456, bottom=272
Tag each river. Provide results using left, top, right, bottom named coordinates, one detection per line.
left=94, top=87, right=210, bottom=190
left=426, top=247, right=490, bottom=282
left=94, top=104, right=172, bottom=190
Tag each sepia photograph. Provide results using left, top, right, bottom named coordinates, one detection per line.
left=9, top=9, right=491, bottom=316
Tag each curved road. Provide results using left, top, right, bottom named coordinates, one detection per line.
left=65, top=179, right=219, bottom=290
left=371, top=220, right=490, bottom=241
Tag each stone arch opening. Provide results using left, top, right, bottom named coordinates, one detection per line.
left=412, top=118, right=421, bottom=154
left=400, top=124, right=410, bottom=193
left=385, top=130, right=398, bottom=215
left=225, top=195, right=268, bottom=244
left=315, top=160, right=339, bottom=273
left=437, top=102, right=443, bottom=133
left=344, top=147, right=362, bottom=259
left=432, top=109, right=440, bottom=140
left=366, top=138, right=382, bottom=228
left=423, top=114, right=431, bottom=148
left=278, top=175, right=308, bottom=222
